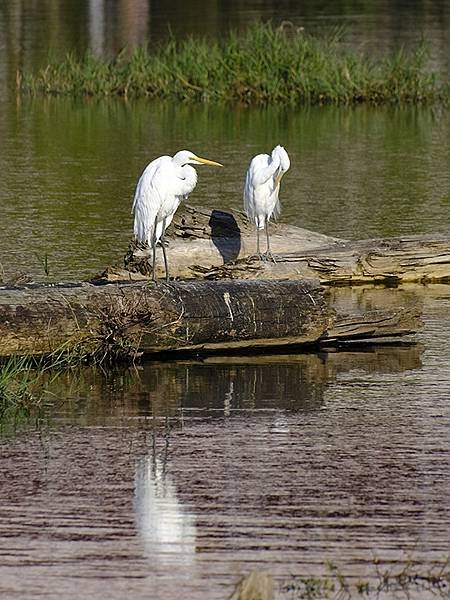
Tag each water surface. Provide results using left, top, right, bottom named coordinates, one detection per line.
left=1, top=99, right=449, bottom=281
left=1, top=288, right=450, bottom=599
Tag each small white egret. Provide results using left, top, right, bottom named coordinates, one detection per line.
left=243, top=145, right=290, bottom=261
left=132, top=150, right=223, bottom=281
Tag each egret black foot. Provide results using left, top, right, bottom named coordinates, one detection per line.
left=264, top=251, right=277, bottom=263
left=249, top=252, right=266, bottom=262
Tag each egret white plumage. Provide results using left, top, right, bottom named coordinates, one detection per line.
left=132, top=150, right=223, bottom=281
left=243, top=145, right=290, bottom=261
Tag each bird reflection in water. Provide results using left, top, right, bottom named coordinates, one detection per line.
left=134, top=455, right=197, bottom=566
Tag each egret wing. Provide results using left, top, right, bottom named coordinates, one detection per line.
left=248, top=153, right=280, bottom=187
left=243, top=154, right=273, bottom=222
left=132, top=157, right=171, bottom=245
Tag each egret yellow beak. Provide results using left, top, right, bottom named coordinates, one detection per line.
left=190, top=154, right=223, bottom=167
left=275, top=172, right=284, bottom=186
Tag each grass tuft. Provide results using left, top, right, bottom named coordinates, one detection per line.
left=0, top=356, right=51, bottom=433
left=281, top=556, right=450, bottom=598
left=0, top=291, right=151, bottom=431
left=20, top=22, right=448, bottom=105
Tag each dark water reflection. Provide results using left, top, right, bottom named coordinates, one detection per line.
left=2, top=290, right=450, bottom=599
left=35, top=344, right=423, bottom=426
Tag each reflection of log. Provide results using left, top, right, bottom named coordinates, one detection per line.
left=0, top=280, right=421, bottom=358
left=202, top=343, right=423, bottom=378
left=39, top=341, right=423, bottom=425
left=322, top=285, right=424, bottom=344
left=103, top=205, right=450, bottom=284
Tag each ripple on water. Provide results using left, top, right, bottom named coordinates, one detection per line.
left=1, top=294, right=450, bottom=599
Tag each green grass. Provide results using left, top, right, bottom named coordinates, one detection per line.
left=0, top=356, right=50, bottom=433
left=0, top=292, right=148, bottom=431
left=280, top=557, right=450, bottom=598
left=20, top=22, right=449, bottom=105
left=0, top=357, right=41, bottom=410
left=0, top=330, right=140, bottom=434
left=0, top=289, right=148, bottom=428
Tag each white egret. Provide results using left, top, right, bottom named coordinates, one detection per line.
left=243, top=145, right=290, bottom=261
left=132, top=150, right=223, bottom=281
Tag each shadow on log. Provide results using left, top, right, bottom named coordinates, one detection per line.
left=105, top=205, right=450, bottom=285
left=2, top=207, right=437, bottom=358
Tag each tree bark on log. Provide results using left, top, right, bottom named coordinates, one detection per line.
left=0, top=280, right=421, bottom=358
left=101, top=205, right=450, bottom=285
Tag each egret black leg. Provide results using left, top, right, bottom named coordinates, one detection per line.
left=265, top=222, right=276, bottom=263
left=151, top=243, right=157, bottom=281
left=253, top=226, right=265, bottom=261
left=151, top=217, right=158, bottom=282
left=161, top=233, right=170, bottom=282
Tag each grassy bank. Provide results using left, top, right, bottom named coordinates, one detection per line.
left=0, top=331, right=136, bottom=433
left=20, top=23, right=448, bottom=105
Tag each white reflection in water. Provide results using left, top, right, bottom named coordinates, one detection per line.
left=134, top=456, right=197, bottom=566
left=224, top=381, right=233, bottom=417
left=89, top=0, right=106, bottom=56
left=269, top=415, right=290, bottom=435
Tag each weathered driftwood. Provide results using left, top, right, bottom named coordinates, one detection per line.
left=0, top=280, right=421, bottom=358
left=101, top=205, right=450, bottom=285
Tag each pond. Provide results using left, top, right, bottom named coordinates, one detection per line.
left=0, top=2, right=449, bottom=599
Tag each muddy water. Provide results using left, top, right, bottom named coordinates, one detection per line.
left=1, top=288, right=450, bottom=599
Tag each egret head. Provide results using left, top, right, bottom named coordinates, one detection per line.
left=272, top=145, right=290, bottom=173
left=272, top=145, right=290, bottom=187
left=173, top=150, right=223, bottom=168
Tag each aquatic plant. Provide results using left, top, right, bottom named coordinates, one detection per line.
left=20, top=23, right=448, bottom=105
left=0, top=315, right=142, bottom=432
left=0, top=329, right=139, bottom=433
left=0, top=357, right=40, bottom=408
left=0, top=356, right=49, bottom=433
left=229, top=558, right=450, bottom=599
left=280, top=557, right=450, bottom=598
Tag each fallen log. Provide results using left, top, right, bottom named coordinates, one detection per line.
left=101, top=205, right=450, bottom=284
left=197, top=235, right=450, bottom=285
left=0, top=280, right=421, bottom=358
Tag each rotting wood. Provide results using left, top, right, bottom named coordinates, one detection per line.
left=0, top=279, right=327, bottom=357
left=100, top=205, right=450, bottom=285
left=0, top=280, right=421, bottom=358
